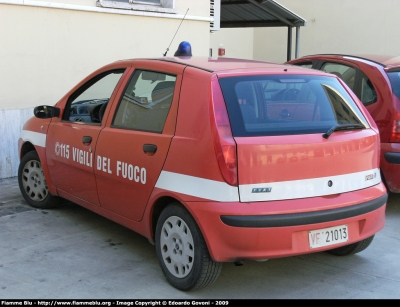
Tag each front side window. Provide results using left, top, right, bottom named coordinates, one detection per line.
left=321, top=62, right=357, bottom=90
left=63, top=70, right=124, bottom=124
left=219, top=75, right=368, bottom=137
left=112, top=70, right=176, bottom=133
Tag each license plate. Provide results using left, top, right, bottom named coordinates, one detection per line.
left=309, top=225, right=349, bottom=249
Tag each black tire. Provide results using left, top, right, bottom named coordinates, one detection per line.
left=155, top=202, right=222, bottom=291
left=328, top=235, right=374, bottom=256
left=18, top=151, right=61, bottom=209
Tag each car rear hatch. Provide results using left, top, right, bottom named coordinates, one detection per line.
left=218, top=73, right=381, bottom=202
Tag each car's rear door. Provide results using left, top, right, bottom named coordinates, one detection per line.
left=315, top=59, right=360, bottom=94
left=94, top=60, right=184, bottom=221
left=310, top=58, right=381, bottom=126
left=291, top=58, right=361, bottom=97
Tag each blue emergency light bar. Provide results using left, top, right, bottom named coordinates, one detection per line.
left=174, top=41, right=192, bottom=57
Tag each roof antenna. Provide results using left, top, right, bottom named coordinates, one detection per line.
left=163, top=8, right=189, bottom=57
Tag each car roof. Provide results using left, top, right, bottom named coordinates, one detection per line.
left=293, top=54, right=400, bottom=70
left=119, top=56, right=326, bottom=75
left=160, top=56, right=284, bottom=72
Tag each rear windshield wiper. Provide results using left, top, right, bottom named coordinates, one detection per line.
left=323, top=124, right=365, bottom=139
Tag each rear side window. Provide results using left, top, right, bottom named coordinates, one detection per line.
left=112, top=70, right=176, bottom=133
left=387, top=71, right=400, bottom=100
left=218, top=75, right=368, bottom=137
left=360, top=71, right=377, bottom=105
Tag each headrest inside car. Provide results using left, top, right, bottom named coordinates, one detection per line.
left=141, top=71, right=166, bottom=81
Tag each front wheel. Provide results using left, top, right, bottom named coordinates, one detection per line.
left=327, top=235, right=374, bottom=256
left=18, top=151, right=61, bottom=209
left=155, top=202, right=222, bottom=291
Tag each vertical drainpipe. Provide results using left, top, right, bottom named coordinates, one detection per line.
left=287, top=26, right=292, bottom=61
left=295, top=26, right=300, bottom=59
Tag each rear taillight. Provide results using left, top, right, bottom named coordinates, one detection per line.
left=210, top=79, right=238, bottom=186
left=390, top=113, right=400, bottom=143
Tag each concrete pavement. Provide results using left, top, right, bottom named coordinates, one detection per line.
left=1, top=176, right=400, bottom=299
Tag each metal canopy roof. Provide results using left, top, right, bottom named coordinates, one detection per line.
left=221, top=0, right=305, bottom=28
left=220, top=0, right=306, bottom=60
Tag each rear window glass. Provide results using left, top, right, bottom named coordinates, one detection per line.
left=218, top=75, right=368, bottom=137
left=387, top=71, right=400, bottom=100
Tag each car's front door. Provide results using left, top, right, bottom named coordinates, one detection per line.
left=46, top=68, right=127, bottom=205
left=94, top=61, right=184, bottom=221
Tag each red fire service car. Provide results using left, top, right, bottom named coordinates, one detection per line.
left=18, top=42, right=387, bottom=291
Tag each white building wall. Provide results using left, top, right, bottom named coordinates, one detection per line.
left=253, top=0, right=400, bottom=63
left=0, top=108, right=34, bottom=178
left=210, top=28, right=254, bottom=59
left=0, top=0, right=210, bottom=178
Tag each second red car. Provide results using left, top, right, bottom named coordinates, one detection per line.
left=287, top=54, right=400, bottom=192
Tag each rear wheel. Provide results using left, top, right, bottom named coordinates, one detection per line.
left=328, top=235, right=374, bottom=256
left=18, top=151, right=61, bottom=209
left=155, top=202, right=222, bottom=291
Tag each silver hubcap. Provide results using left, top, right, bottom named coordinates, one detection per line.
left=21, top=159, right=48, bottom=202
left=160, top=216, right=194, bottom=278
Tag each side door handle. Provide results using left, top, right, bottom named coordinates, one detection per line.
left=143, top=144, right=157, bottom=155
left=82, top=136, right=92, bottom=145
left=279, top=109, right=291, bottom=118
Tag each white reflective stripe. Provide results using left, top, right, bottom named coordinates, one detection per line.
left=239, top=168, right=381, bottom=202
left=155, top=171, right=239, bottom=202
left=21, top=130, right=46, bottom=148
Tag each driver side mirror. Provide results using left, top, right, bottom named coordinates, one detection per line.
left=34, top=105, right=61, bottom=119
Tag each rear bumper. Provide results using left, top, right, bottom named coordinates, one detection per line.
left=221, top=194, right=386, bottom=227
left=381, top=143, right=400, bottom=192
left=384, top=152, right=400, bottom=164
left=186, top=184, right=387, bottom=262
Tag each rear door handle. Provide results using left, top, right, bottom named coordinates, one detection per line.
left=82, top=136, right=92, bottom=145
left=143, top=144, right=157, bottom=155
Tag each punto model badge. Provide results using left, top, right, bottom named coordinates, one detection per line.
left=365, top=173, right=376, bottom=181
left=252, top=187, right=272, bottom=193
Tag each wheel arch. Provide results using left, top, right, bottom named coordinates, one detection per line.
left=19, top=141, right=58, bottom=196
left=148, top=195, right=219, bottom=263
left=18, top=150, right=61, bottom=209
left=20, top=141, right=36, bottom=160
left=149, top=196, right=209, bottom=246
left=152, top=197, right=222, bottom=290
left=150, top=196, right=179, bottom=242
